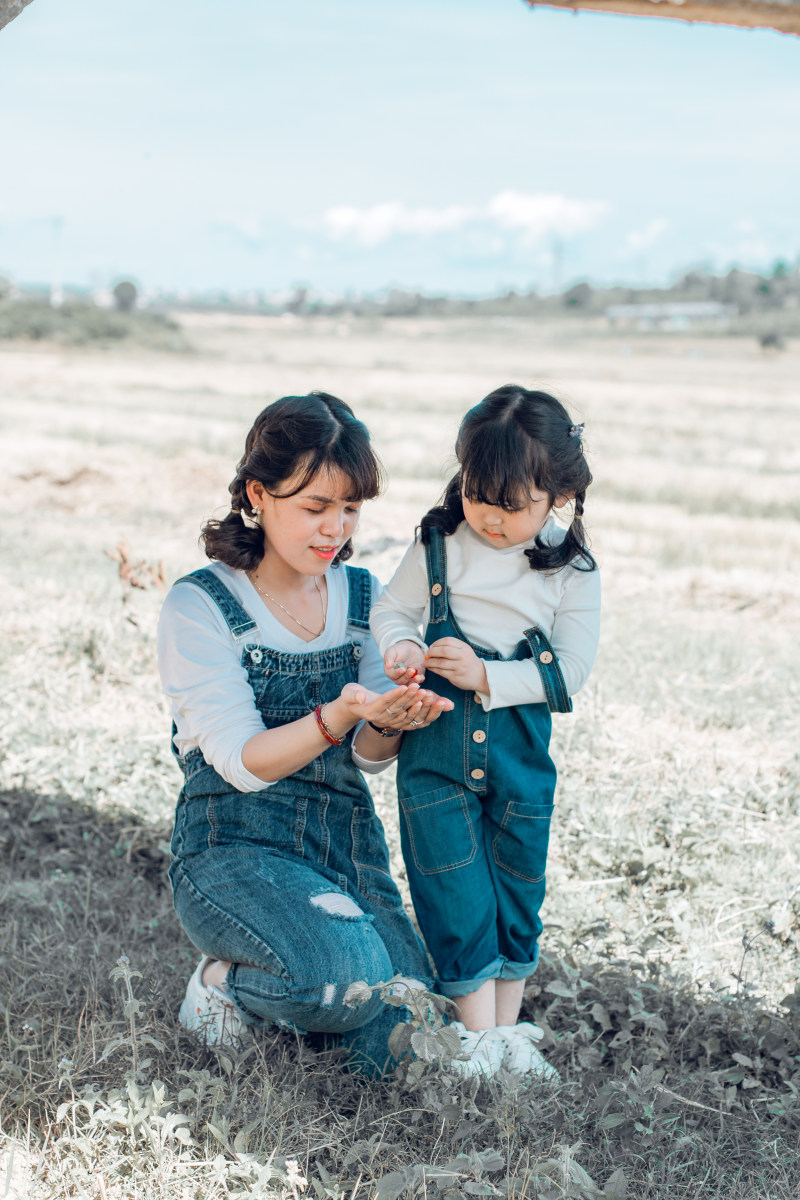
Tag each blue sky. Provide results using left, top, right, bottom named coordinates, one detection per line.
left=1, top=0, right=798, bottom=295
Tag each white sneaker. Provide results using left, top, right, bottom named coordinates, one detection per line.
left=495, top=1021, right=560, bottom=1081
left=445, top=1021, right=507, bottom=1078
left=178, top=957, right=248, bottom=1047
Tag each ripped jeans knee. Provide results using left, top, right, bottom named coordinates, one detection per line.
left=309, top=891, right=365, bottom=918
left=225, top=887, right=396, bottom=1034
left=171, top=848, right=428, bottom=1043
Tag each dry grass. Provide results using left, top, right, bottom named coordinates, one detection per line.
left=1, top=317, right=799, bottom=1197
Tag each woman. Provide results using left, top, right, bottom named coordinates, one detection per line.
left=158, top=392, right=452, bottom=1075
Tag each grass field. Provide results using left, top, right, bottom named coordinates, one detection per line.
left=1, top=315, right=799, bottom=1198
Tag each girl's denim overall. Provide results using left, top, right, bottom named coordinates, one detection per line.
left=168, top=565, right=432, bottom=1074
left=397, top=528, right=572, bottom=999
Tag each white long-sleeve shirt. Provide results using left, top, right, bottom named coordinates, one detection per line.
left=158, top=561, right=396, bottom=793
left=369, top=518, right=601, bottom=712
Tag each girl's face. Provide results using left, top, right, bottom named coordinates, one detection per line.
left=246, top=468, right=362, bottom=577
left=462, top=485, right=570, bottom=549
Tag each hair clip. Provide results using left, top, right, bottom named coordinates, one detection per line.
left=568, top=423, right=585, bottom=439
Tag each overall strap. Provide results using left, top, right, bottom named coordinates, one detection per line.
left=523, top=627, right=573, bottom=714
left=344, top=564, right=372, bottom=661
left=423, top=528, right=449, bottom=625
left=175, top=567, right=258, bottom=642
left=344, top=564, right=372, bottom=630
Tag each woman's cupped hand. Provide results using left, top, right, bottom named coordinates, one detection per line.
left=339, top=681, right=453, bottom=732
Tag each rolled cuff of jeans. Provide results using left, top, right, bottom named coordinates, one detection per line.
left=434, top=956, right=506, bottom=998
left=497, top=946, right=540, bottom=981
left=435, top=947, right=540, bottom=996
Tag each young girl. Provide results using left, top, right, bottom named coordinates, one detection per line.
left=370, top=384, right=600, bottom=1077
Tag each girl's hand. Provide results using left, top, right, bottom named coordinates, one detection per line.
left=336, top=681, right=453, bottom=734
left=383, top=639, right=427, bottom=684
left=424, top=637, right=488, bottom=693
left=400, top=686, right=454, bottom=730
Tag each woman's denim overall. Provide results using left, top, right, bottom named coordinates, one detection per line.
left=168, top=565, right=432, bottom=1074
left=397, top=528, right=572, bottom=999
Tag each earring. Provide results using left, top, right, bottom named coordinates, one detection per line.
left=240, top=506, right=261, bottom=529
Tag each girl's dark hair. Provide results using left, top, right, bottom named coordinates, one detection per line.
left=420, top=384, right=596, bottom=573
left=201, top=392, right=383, bottom=572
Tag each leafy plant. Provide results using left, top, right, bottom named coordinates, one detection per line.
left=343, top=976, right=463, bottom=1085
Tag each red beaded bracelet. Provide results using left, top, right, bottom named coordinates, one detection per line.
left=314, top=703, right=345, bottom=746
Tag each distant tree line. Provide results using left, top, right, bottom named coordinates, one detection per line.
left=2, top=262, right=798, bottom=343
left=301, top=263, right=799, bottom=321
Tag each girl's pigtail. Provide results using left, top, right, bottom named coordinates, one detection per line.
left=572, top=491, right=588, bottom=548
left=524, top=488, right=596, bottom=573
left=200, top=478, right=265, bottom=572
left=564, top=489, right=597, bottom=571
left=419, top=475, right=465, bottom=543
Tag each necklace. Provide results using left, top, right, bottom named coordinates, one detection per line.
left=248, top=572, right=327, bottom=637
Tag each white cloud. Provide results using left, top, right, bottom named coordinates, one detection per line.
left=322, top=202, right=476, bottom=247
left=487, top=191, right=608, bottom=244
left=321, top=192, right=608, bottom=248
left=625, top=218, right=668, bottom=254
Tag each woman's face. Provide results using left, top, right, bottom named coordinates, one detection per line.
left=247, top=468, right=363, bottom=577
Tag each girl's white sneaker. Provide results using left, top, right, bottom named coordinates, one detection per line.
left=495, top=1021, right=560, bottom=1081
left=446, top=1020, right=507, bottom=1078
left=179, top=957, right=248, bottom=1047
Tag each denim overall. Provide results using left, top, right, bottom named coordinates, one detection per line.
left=168, top=565, right=432, bottom=1074
left=397, top=528, right=572, bottom=998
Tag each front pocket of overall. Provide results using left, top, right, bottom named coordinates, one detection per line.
left=248, top=660, right=318, bottom=721
left=492, top=802, right=554, bottom=884
left=399, top=784, right=477, bottom=875
left=204, top=790, right=307, bottom=855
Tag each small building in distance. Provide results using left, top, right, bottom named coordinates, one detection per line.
left=605, top=301, right=738, bottom=331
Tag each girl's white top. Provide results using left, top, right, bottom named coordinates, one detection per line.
left=158, top=561, right=396, bottom=793
left=369, top=518, right=601, bottom=711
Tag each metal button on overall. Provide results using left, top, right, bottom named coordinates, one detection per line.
left=250, top=649, right=263, bottom=664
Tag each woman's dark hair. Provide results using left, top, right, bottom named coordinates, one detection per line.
left=201, top=392, right=383, bottom=571
left=420, top=384, right=596, bottom=573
